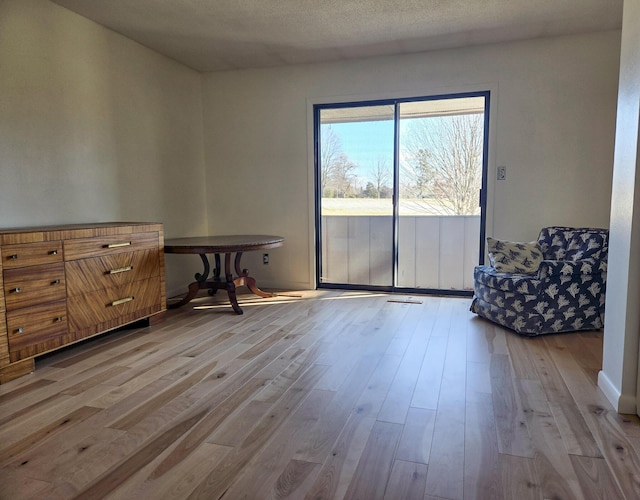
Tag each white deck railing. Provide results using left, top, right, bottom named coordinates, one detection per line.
left=321, top=215, right=480, bottom=290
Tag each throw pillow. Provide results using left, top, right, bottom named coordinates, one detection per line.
left=487, top=237, right=543, bottom=274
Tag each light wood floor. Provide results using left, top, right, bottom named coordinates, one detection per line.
left=1, top=290, right=640, bottom=499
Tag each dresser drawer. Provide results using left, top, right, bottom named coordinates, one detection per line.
left=65, top=248, right=160, bottom=296
left=67, top=276, right=161, bottom=332
left=64, top=232, right=159, bottom=261
left=7, top=300, right=68, bottom=362
left=3, top=263, right=66, bottom=311
left=2, top=241, right=63, bottom=269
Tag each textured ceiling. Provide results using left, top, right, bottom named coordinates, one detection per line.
left=50, top=0, right=623, bottom=72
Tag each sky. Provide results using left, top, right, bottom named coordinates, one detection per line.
left=323, top=118, right=430, bottom=188
left=325, top=120, right=394, bottom=186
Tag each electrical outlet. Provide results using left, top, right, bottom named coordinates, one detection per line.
left=263, top=253, right=269, bottom=265
left=497, top=166, right=506, bottom=181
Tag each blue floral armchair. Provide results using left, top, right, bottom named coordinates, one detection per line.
left=470, top=227, right=609, bottom=336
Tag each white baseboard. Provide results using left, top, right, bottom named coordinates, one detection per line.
left=598, top=370, right=637, bottom=414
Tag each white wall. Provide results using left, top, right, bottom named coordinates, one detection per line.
left=201, top=31, right=620, bottom=290
left=0, top=0, right=208, bottom=293
left=600, top=0, right=640, bottom=414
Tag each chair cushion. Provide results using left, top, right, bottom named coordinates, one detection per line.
left=486, top=237, right=543, bottom=274
left=538, top=227, right=607, bottom=261
left=474, top=265, right=542, bottom=295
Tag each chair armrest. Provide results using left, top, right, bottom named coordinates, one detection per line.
left=537, top=258, right=606, bottom=279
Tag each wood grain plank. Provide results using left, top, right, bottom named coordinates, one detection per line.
left=464, top=393, right=500, bottom=500
left=303, top=353, right=403, bottom=499
left=570, top=454, right=625, bottom=500
left=186, top=364, right=329, bottom=499
left=113, top=442, right=231, bottom=500
left=343, top=420, right=403, bottom=500
left=377, top=323, right=430, bottom=424
left=553, top=332, right=603, bottom=384
left=61, top=366, right=129, bottom=396
left=303, top=413, right=377, bottom=500
left=542, top=333, right=611, bottom=407
left=107, top=358, right=220, bottom=430
left=0, top=378, right=54, bottom=406
left=424, top=407, right=465, bottom=499
left=204, top=398, right=273, bottom=447
left=86, top=357, right=194, bottom=409
left=490, top=353, right=534, bottom=458
left=395, top=407, right=436, bottom=465
left=383, top=459, right=427, bottom=500
left=238, top=330, right=300, bottom=360
left=220, top=389, right=334, bottom=499
left=0, top=406, right=102, bottom=466
left=0, top=379, right=170, bottom=469
left=467, top=317, right=508, bottom=363
left=0, top=468, right=51, bottom=500
left=71, top=409, right=212, bottom=498
left=293, top=354, right=383, bottom=463
left=581, top=403, right=640, bottom=498
left=548, top=400, right=602, bottom=458
left=523, top=396, right=584, bottom=500
left=524, top=336, right=574, bottom=403
left=435, top=309, right=467, bottom=413
left=270, top=459, right=322, bottom=499
left=314, top=301, right=403, bottom=392
left=499, top=453, right=542, bottom=500
left=149, top=376, right=270, bottom=480
left=411, top=335, right=447, bottom=410
left=466, top=360, right=491, bottom=402
left=505, top=331, right=538, bottom=379
left=2, top=426, right=126, bottom=495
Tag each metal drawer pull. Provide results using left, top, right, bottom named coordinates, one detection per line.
left=49, top=250, right=58, bottom=255
left=51, top=279, right=61, bottom=285
left=9, top=254, right=17, bottom=259
left=55, top=316, right=63, bottom=322
left=12, top=287, right=21, bottom=293
left=111, top=296, right=134, bottom=307
left=108, top=266, right=133, bottom=275
left=106, top=242, right=131, bottom=249
left=16, top=327, right=24, bottom=334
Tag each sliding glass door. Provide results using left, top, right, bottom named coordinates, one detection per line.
left=318, top=104, right=395, bottom=286
left=315, top=92, right=489, bottom=294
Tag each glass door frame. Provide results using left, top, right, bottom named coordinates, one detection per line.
left=314, top=90, right=490, bottom=296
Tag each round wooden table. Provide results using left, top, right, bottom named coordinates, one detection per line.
left=164, top=235, right=284, bottom=314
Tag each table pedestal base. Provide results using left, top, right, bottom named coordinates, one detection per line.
left=168, top=251, right=273, bottom=314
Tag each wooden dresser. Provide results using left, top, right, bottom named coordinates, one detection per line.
left=0, top=222, right=166, bottom=383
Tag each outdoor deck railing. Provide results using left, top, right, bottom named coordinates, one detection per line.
left=321, top=215, right=480, bottom=290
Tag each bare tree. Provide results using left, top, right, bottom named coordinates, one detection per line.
left=330, top=154, right=358, bottom=197
left=371, top=158, right=392, bottom=198
left=400, top=148, right=434, bottom=199
left=320, top=125, right=361, bottom=197
left=402, top=113, right=483, bottom=215
left=320, top=125, right=342, bottom=196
